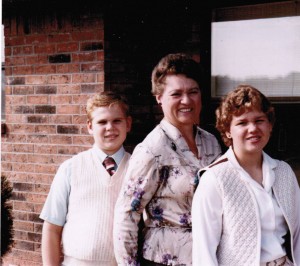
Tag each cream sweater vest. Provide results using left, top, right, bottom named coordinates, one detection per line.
left=206, top=158, right=297, bottom=265
left=62, top=149, right=130, bottom=262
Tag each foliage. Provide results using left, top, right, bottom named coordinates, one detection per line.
left=1, top=175, right=14, bottom=257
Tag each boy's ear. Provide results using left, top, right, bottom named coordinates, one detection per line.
left=87, top=120, right=93, bottom=134
left=126, top=116, right=132, bottom=133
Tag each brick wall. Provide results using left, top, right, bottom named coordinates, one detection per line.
left=1, top=5, right=104, bottom=265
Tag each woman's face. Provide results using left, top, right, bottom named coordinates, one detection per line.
left=226, top=108, right=273, bottom=157
left=156, top=74, right=202, bottom=130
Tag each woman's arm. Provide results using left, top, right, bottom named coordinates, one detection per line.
left=114, top=145, right=160, bottom=265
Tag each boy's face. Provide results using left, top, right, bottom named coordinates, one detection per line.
left=87, top=104, right=132, bottom=155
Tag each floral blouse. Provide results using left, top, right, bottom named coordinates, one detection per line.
left=114, top=119, right=221, bottom=266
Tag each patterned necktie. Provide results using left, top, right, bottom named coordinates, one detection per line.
left=103, top=156, right=116, bottom=176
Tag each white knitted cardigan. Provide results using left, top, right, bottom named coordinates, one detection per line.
left=203, top=157, right=298, bottom=265
left=62, top=149, right=130, bottom=262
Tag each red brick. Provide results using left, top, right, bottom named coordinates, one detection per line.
left=34, top=43, right=56, bottom=54
left=26, top=55, right=48, bottom=65
left=25, top=76, right=47, bottom=85
left=14, top=202, right=35, bottom=213
left=34, top=125, right=56, bottom=134
left=49, top=114, right=72, bottom=124
left=57, top=42, right=79, bottom=53
left=34, top=164, right=57, bottom=175
left=73, top=135, right=94, bottom=145
left=12, top=143, right=34, bottom=153
left=57, top=84, right=80, bottom=94
left=49, top=95, right=72, bottom=104
left=34, top=65, right=56, bottom=74
left=25, top=35, right=48, bottom=45
left=49, top=135, right=72, bottom=145
left=13, top=66, right=34, bottom=75
left=72, top=51, right=97, bottom=62
left=33, top=144, right=57, bottom=154
left=48, top=33, right=71, bottom=43
left=56, top=63, right=80, bottom=73
left=72, top=73, right=96, bottom=83
left=47, top=74, right=71, bottom=84
left=27, top=173, right=51, bottom=184
left=13, top=163, right=36, bottom=173
left=56, top=105, right=80, bottom=115
left=26, top=193, right=48, bottom=204
left=26, top=135, right=49, bottom=144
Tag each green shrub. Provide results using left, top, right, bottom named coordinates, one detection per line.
left=1, top=175, right=14, bottom=257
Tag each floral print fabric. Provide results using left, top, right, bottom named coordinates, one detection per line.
left=114, top=119, right=221, bottom=266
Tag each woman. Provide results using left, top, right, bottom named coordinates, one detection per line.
left=114, top=53, right=221, bottom=265
left=192, top=85, right=300, bottom=265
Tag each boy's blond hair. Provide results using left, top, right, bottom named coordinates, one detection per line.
left=86, top=91, right=130, bottom=121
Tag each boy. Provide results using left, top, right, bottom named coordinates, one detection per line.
left=40, top=92, right=132, bottom=266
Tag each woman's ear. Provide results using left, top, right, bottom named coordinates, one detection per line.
left=155, top=95, right=162, bottom=105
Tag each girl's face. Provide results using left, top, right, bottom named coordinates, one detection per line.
left=156, top=74, right=202, bottom=131
left=227, top=108, right=273, bottom=157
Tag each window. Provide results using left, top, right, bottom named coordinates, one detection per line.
left=211, top=1, right=300, bottom=100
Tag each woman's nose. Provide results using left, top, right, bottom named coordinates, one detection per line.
left=181, top=94, right=191, bottom=104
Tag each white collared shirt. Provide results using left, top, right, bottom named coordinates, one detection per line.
left=192, top=147, right=288, bottom=264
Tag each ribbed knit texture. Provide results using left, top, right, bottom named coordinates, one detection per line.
left=62, top=149, right=130, bottom=262
left=213, top=160, right=297, bottom=266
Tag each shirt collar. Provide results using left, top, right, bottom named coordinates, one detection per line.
left=226, top=146, right=278, bottom=191
left=92, top=144, right=125, bottom=166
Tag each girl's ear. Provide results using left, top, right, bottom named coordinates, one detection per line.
left=87, top=120, right=93, bottom=134
left=225, top=132, right=231, bottom=139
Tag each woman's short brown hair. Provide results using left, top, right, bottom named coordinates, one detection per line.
left=151, top=53, right=202, bottom=96
left=216, top=85, right=275, bottom=147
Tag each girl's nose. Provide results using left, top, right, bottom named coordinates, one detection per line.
left=248, top=122, right=258, bottom=131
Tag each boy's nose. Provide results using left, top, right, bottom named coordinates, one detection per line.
left=106, top=122, right=114, bottom=129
